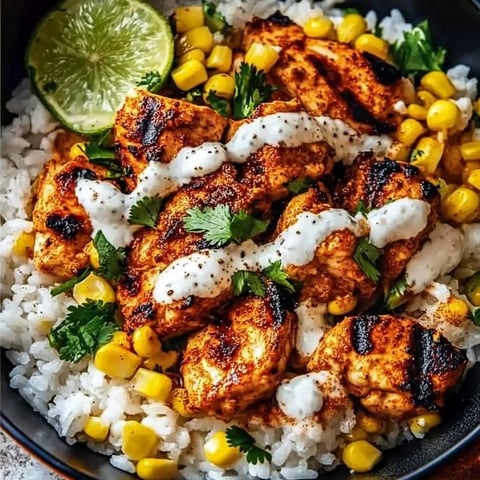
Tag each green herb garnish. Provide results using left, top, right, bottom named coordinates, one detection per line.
left=83, top=142, right=124, bottom=180
left=136, top=71, right=163, bottom=93
left=354, top=200, right=371, bottom=216
left=342, top=7, right=361, bottom=15
left=353, top=237, right=382, bottom=283
left=51, top=267, right=93, bottom=297
left=186, top=87, right=202, bottom=103
left=385, top=277, right=408, bottom=310
left=128, top=195, right=163, bottom=228
left=93, top=231, right=126, bottom=282
left=233, top=63, right=275, bottom=119
left=390, top=20, right=446, bottom=78
left=48, top=300, right=118, bottom=362
left=285, top=177, right=315, bottom=195
left=232, top=271, right=266, bottom=297
left=472, top=307, right=480, bottom=326
left=207, top=91, right=229, bottom=117
left=184, top=205, right=269, bottom=247
left=263, top=261, right=297, bottom=293
left=225, top=426, right=272, bottom=465
left=410, top=149, right=424, bottom=162
left=202, top=0, right=230, bottom=33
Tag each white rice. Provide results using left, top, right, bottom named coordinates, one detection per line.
left=1, top=2, right=479, bottom=479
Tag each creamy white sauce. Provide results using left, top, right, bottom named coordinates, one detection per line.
left=366, top=198, right=430, bottom=248
left=76, top=112, right=392, bottom=247
left=153, top=209, right=365, bottom=303
left=295, top=301, right=329, bottom=358
left=276, top=373, right=325, bottom=420
left=406, top=223, right=464, bottom=294
left=455, top=223, right=480, bottom=279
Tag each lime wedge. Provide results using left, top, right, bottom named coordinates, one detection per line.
left=26, top=0, right=174, bottom=135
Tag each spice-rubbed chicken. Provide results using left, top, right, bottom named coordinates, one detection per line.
left=241, top=14, right=409, bottom=134
left=334, top=154, right=441, bottom=283
left=181, top=280, right=296, bottom=418
left=114, top=91, right=228, bottom=192
left=307, top=314, right=467, bottom=420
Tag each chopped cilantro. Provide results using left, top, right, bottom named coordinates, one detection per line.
left=136, top=71, right=163, bottom=93
left=285, top=177, right=315, bottom=195
left=262, top=261, right=297, bottom=293
left=202, top=1, right=230, bottom=33
left=385, top=277, right=408, bottom=310
left=93, top=231, right=126, bottom=282
left=232, top=271, right=266, bottom=297
left=353, top=237, right=382, bottom=283
left=207, top=90, right=230, bottom=117
left=128, top=195, right=163, bottom=228
left=225, top=426, right=272, bottom=465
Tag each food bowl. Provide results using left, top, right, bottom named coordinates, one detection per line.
left=1, top=0, right=480, bottom=479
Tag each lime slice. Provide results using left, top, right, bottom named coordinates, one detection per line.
left=26, top=0, right=174, bottom=135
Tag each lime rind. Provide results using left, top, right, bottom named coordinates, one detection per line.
left=26, top=0, right=174, bottom=135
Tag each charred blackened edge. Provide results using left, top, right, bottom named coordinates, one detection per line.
left=265, top=280, right=295, bottom=326
left=351, top=315, right=380, bottom=355
left=267, top=11, right=294, bottom=26
left=45, top=213, right=83, bottom=240
left=135, top=96, right=176, bottom=146
left=362, top=52, right=403, bottom=85
left=56, top=167, right=96, bottom=193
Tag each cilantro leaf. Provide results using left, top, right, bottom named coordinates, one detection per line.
left=354, top=200, right=371, bottom=215
left=233, top=63, right=276, bottom=119
left=136, top=71, right=163, bottom=93
left=232, top=271, right=266, bottom=297
left=385, top=277, right=408, bottom=310
left=353, top=237, right=382, bottom=283
left=51, top=267, right=93, bottom=297
left=262, top=261, right=296, bottom=293
left=410, top=149, right=424, bottom=162
left=472, top=307, right=480, bottom=326
left=186, top=88, right=202, bottom=103
left=82, top=142, right=124, bottom=180
left=225, top=426, right=272, bottom=465
left=285, top=177, right=315, bottom=195
left=128, top=195, right=163, bottom=228
left=202, top=0, right=230, bottom=33
left=183, top=205, right=269, bottom=247
left=48, top=300, right=118, bottom=363
left=207, top=90, right=230, bottom=117
left=390, top=20, right=446, bottom=77
left=93, top=231, right=126, bottom=282
left=342, top=7, right=361, bottom=15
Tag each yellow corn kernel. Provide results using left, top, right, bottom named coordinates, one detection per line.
left=420, top=71, right=456, bottom=99
left=245, top=42, right=280, bottom=73
left=132, top=325, right=162, bottom=358
left=388, top=142, right=410, bottom=162
left=171, top=388, right=194, bottom=417
left=143, top=350, right=179, bottom=372
left=174, top=6, right=204, bottom=34
left=327, top=295, right=357, bottom=316
left=83, top=416, right=109, bottom=442
left=468, top=169, right=480, bottom=190
left=467, top=285, right=480, bottom=307
left=345, top=425, right=369, bottom=442
left=94, top=344, right=142, bottom=379
left=442, top=186, right=480, bottom=223
left=206, top=45, right=233, bottom=73
left=204, top=431, right=241, bottom=468
left=69, top=142, right=86, bottom=160
left=171, top=60, right=208, bottom=91
left=184, top=26, right=213, bottom=53
left=12, top=231, right=35, bottom=257
left=354, top=34, right=389, bottom=60
left=357, top=411, right=385, bottom=434
left=336, top=14, right=367, bottom=43
left=132, top=368, right=173, bottom=402
left=460, top=142, right=480, bottom=161
left=178, top=48, right=205, bottom=65
left=303, top=16, right=334, bottom=39
left=407, top=104, right=428, bottom=121
left=84, top=241, right=100, bottom=269
left=122, top=421, right=157, bottom=461
left=426, top=100, right=460, bottom=131
left=430, top=177, right=449, bottom=200
left=409, top=412, right=441, bottom=438
left=411, top=137, right=445, bottom=174
left=446, top=297, right=470, bottom=319
left=72, top=272, right=115, bottom=305
left=397, top=119, right=425, bottom=147
left=137, top=458, right=178, bottom=480
left=416, top=90, right=436, bottom=108
left=203, top=73, right=235, bottom=104
left=342, top=440, right=382, bottom=473
left=111, top=331, right=130, bottom=350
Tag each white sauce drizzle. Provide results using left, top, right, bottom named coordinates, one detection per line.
left=366, top=198, right=431, bottom=248
left=153, top=209, right=365, bottom=303
left=295, top=301, right=329, bottom=358
left=75, top=112, right=392, bottom=247
left=405, top=223, right=464, bottom=294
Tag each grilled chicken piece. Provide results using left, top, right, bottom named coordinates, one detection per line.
left=276, top=183, right=377, bottom=305
left=32, top=132, right=106, bottom=279
left=181, top=280, right=296, bottom=418
left=241, top=15, right=407, bottom=134
left=114, top=90, right=228, bottom=191
left=307, top=314, right=467, bottom=420
left=334, top=154, right=441, bottom=283
left=119, top=101, right=334, bottom=338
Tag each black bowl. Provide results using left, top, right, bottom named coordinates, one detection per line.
left=1, top=1, right=480, bottom=479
